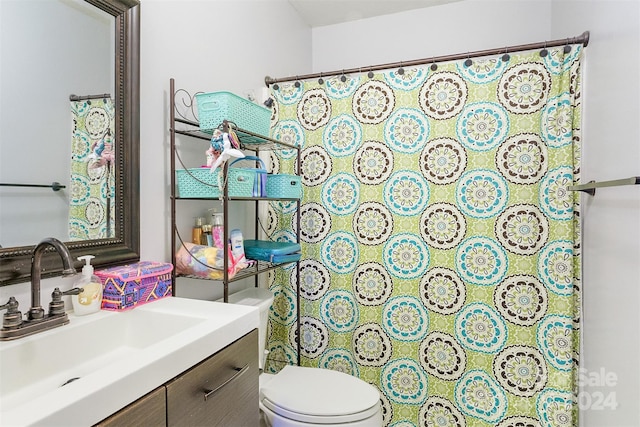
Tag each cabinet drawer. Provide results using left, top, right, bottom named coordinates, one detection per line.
left=95, top=386, right=166, bottom=426
left=166, top=329, right=259, bottom=427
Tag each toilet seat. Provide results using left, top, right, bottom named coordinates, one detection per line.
left=260, top=366, right=380, bottom=424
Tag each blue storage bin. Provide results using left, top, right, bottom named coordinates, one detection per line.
left=266, top=174, right=302, bottom=199
left=196, top=91, right=271, bottom=137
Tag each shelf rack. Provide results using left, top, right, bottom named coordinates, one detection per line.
left=169, top=79, right=301, bottom=366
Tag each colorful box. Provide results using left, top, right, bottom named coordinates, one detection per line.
left=96, top=261, right=173, bottom=311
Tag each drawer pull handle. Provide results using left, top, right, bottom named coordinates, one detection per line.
left=203, top=364, right=249, bottom=401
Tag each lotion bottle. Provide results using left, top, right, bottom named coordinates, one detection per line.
left=71, top=255, right=103, bottom=315
left=230, top=229, right=245, bottom=261
left=209, top=208, right=224, bottom=249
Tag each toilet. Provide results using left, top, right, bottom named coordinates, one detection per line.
left=225, top=287, right=383, bottom=427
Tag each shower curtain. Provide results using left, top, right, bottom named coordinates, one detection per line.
left=69, top=98, right=115, bottom=240
left=267, top=45, right=583, bottom=427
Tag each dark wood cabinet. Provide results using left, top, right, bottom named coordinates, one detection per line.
left=167, top=329, right=259, bottom=426
left=96, top=386, right=166, bottom=426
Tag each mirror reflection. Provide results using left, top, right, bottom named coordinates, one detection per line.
left=0, top=0, right=140, bottom=286
left=0, top=0, right=115, bottom=247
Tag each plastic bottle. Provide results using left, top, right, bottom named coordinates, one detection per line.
left=230, top=229, right=245, bottom=261
left=209, top=208, right=224, bottom=249
left=192, top=217, right=205, bottom=244
left=201, top=224, right=213, bottom=246
left=71, top=255, right=103, bottom=315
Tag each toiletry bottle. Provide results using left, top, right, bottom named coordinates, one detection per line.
left=71, top=255, right=103, bottom=315
left=192, top=217, right=204, bottom=244
left=230, top=229, right=245, bottom=262
left=201, top=224, right=212, bottom=246
left=209, top=208, right=224, bottom=249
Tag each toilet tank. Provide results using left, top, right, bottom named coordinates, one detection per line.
left=221, top=287, right=274, bottom=369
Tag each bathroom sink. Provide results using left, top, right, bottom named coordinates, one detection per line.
left=0, top=297, right=259, bottom=426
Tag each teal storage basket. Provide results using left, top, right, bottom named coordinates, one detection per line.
left=224, top=156, right=267, bottom=198
left=177, top=158, right=268, bottom=198
left=176, top=168, right=221, bottom=198
left=266, top=174, right=302, bottom=199
left=195, top=91, right=271, bottom=137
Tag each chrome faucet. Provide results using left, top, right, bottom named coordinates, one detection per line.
left=0, top=238, right=81, bottom=340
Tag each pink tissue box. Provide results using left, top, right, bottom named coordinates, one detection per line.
left=96, top=261, right=173, bottom=311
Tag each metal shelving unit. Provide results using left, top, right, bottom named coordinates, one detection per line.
left=168, top=78, right=301, bottom=314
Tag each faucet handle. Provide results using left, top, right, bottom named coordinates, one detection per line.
left=48, top=287, right=83, bottom=316
left=0, top=297, right=23, bottom=329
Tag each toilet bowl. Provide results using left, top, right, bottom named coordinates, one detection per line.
left=226, top=287, right=383, bottom=427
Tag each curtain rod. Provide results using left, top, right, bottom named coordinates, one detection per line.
left=69, top=93, right=111, bottom=101
left=265, top=31, right=590, bottom=86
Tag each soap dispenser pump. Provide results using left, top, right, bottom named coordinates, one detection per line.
left=71, top=255, right=103, bottom=315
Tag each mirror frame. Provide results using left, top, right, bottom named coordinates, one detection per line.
left=0, top=0, right=140, bottom=286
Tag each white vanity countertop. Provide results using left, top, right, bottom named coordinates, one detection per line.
left=0, top=297, right=259, bottom=427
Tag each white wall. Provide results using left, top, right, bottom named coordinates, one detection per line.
left=311, top=0, right=552, bottom=71
left=311, top=1, right=640, bottom=425
left=550, top=1, right=640, bottom=426
left=138, top=0, right=310, bottom=253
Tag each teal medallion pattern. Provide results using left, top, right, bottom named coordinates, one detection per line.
left=323, top=114, right=362, bottom=157
left=383, top=233, right=430, bottom=279
left=536, top=315, right=574, bottom=372
left=455, top=169, right=509, bottom=218
left=320, top=290, right=359, bottom=332
left=455, top=303, right=508, bottom=353
left=536, top=388, right=575, bottom=427
left=382, top=358, right=429, bottom=405
left=456, top=102, right=510, bottom=151
left=383, top=296, right=429, bottom=341
left=384, top=170, right=430, bottom=216
left=384, top=108, right=430, bottom=153
left=272, top=119, right=305, bottom=159
left=537, top=240, right=575, bottom=296
left=455, top=237, right=508, bottom=286
left=454, top=370, right=508, bottom=423
left=321, top=231, right=359, bottom=274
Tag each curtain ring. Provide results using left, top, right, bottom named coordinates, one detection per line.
left=464, top=53, right=472, bottom=67
left=430, top=58, right=438, bottom=71
left=294, top=76, right=301, bottom=88
left=501, top=47, right=510, bottom=62
left=398, top=61, right=405, bottom=75
left=340, top=70, right=347, bottom=83
left=540, top=41, right=548, bottom=57
left=318, top=72, right=324, bottom=85
left=367, top=67, right=374, bottom=79
left=563, top=38, right=572, bottom=54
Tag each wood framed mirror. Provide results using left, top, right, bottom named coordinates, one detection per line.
left=0, top=0, right=140, bottom=285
